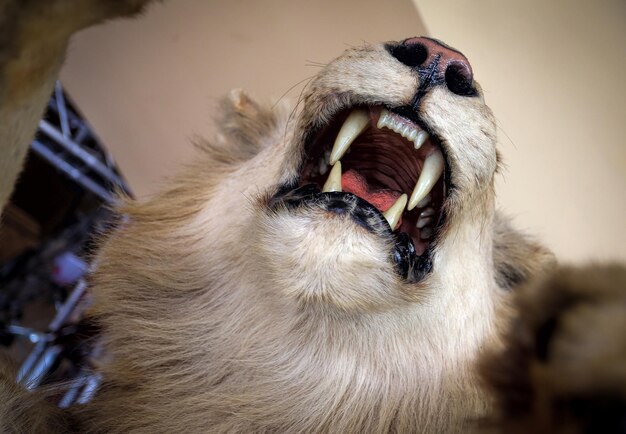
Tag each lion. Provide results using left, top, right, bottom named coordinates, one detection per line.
left=0, top=1, right=624, bottom=433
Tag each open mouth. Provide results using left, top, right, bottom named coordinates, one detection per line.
left=270, top=105, right=448, bottom=283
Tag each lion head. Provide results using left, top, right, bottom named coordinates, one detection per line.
left=86, top=37, right=551, bottom=433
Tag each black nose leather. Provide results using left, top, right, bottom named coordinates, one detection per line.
left=389, top=37, right=475, bottom=97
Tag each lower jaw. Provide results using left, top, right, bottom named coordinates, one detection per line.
left=268, top=183, right=434, bottom=283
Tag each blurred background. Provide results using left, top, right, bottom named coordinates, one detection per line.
left=0, top=0, right=624, bottom=404
left=57, top=0, right=625, bottom=263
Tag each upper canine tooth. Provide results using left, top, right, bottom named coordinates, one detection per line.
left=322, top=160, right=342, bottom=192
left=407, top=149, right=444, bottom=211
left=414, top=131, right=429, bottom=150
left=383, top=194, right=407, bottom=231
left=330, top=109, right=369, bottom=165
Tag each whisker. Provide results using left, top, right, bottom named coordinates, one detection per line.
left=305, top=60, right=328, bottom=68
left=272, top=75, right=316, bottom=109
left=281, top=76, right=315, bottom=147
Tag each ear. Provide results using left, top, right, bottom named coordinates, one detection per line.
left=195, top=89, right=284, bottom=165
left=492, top=212, right=555, bottom=291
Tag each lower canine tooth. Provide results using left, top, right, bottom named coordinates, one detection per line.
left=330, top=109, right=369, bottom=165
left=383, top=194, right=407, bottom=231
left=322, top=160, right=342, bottom=192
left=408, top=149, right=444, bottom=211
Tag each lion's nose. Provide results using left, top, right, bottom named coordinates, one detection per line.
left=389, top=37, right=475, bottom=97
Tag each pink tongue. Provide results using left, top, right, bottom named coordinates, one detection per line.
left=341, top=170, right=402, bottom=214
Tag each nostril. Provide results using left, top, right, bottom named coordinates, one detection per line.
left=444, top=62, right=475, bottom=96
left=390, top=37, right=477, bottom=97
left=389, top=43, right=428, bottom=68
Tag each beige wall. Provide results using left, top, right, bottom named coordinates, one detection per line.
left=61, top=0, right=625, bottom=263
left=414, top=0, right=626, bottom=262
left=60, top=0, right=424, bottom=196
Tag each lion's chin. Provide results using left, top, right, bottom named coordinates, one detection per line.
left=252, top=200, right=418, bottom=312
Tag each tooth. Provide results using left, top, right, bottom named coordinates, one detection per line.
left=408, top=129, right=418, bottom=141
left=322, top=160, right=342, bottom=192
left=383, top=194, right=407, bottom=231
left=330, top=109, right=369, bottom=165
left=377, top=109, right=391, bottom=129
left=420, top=227, right=433, bottom=239
left=408, top=149, right=444, bottom=211
left=421, top=207, right=435, bottom=217
left=319, top=157, right=328, bottom=175
left=416, top=216, right=432, bottom=229
left=414, top=131, right=429, bottom=150
left=416, top=193, right=431, bottom=208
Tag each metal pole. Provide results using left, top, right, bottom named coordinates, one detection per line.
left=30, top=140, right=116, bottom=204
left=38, top=120, right=127, bottom=191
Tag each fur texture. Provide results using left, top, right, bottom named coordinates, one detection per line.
left=0, top=358, right=75, bottom=434
left=480, top=265, right=626, bottom=433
